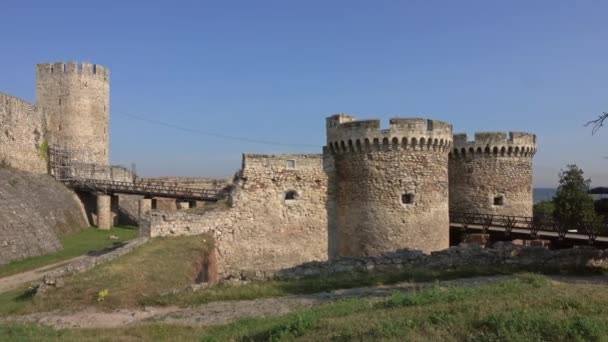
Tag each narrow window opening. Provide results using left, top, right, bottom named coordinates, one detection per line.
left=427, top=120, right=434, bottom=131
left=401, top=193, right=415, bottom=205
left=286, top=160, right=296, bottom=169
left=493, top=195, right=504, bottom=206
left=58, top=99, right=62, bottom=105
left=285, top=190, right=298, bottom=200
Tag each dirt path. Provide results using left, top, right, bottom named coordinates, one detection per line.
left=0, top=256, right=86, bottom=293
left=2, top=275, right=513, bottom=329
left=4, top=274, right=608, bottom=329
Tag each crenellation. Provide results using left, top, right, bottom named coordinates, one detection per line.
left=327, top=115, right=453, bottom=155
left=451, top=131, right=537, bottom=158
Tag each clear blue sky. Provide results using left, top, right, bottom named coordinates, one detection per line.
left=1, top=0, right=607, bottom=187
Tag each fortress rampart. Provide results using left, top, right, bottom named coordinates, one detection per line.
left=36, top=61, right=110, bottom=165
left=140, top=153, right=330, bottom=279
left=0, top=93, right=47, bottom=174
left=451, top=132, right=537, bottom=157
left=325, top=114, right=453, bottom=256
left=326, top=115, right=453, bottom=154
left=449, top=132, right=537, bottom=217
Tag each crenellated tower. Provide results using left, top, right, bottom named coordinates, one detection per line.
left=36, top=62, right=110, bottom=165
left=449, top=132, right=537, bottom=217
left=325, top=114, right=453, bottom=257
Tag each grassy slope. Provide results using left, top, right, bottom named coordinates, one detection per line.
left=0, top=235, right=213, bottom=315
left=0, top=227, right=138, bottom=278
left=2, top=275, right=608, bottom=341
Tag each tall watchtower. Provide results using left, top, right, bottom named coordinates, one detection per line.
left=324, top=114, right=453, bottom=257
left=36, top=62, right=110, bottom=165
left=449, top=132, right=537, bottom=217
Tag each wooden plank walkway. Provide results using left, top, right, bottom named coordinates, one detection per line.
left=64, top=178, right=225, bottom=201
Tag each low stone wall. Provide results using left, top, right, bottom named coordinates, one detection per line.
left=268, top=243, right=608, bottom=281
left=36, top=237, right=149, bottom=294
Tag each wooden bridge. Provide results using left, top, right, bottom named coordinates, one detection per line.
left=450, top=212, right=608, bottom=246
left=64, top=178, right=226, bottom=202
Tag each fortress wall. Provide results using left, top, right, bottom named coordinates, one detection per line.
left=140, top=153, right=330, bottom=279
left=0, top=93, right=47, bottom=174
left=36, top=62, right=110, bottom=165
left=138, top=177, right=231, bottom=192
left=0, top=168, right=89, bottom=266
left=449, top=132, right=536, bottom=217
left=325, top=115, right=453, bottom=256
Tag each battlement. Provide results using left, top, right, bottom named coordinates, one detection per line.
left=451, top=131, right=537, bottom=158
left=36, top=62, right=109, bottom=80
left=325, top=114, right=453, bottom=154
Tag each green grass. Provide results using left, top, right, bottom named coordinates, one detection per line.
left=0, top=235, right=213, bottom=315
left=3, top=275, right=608, bottom=341
left=145, top=265, right=519, bottom=308
left=0, top=226, right=138, bottom=279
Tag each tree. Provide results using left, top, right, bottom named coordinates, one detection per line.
left=552, top=164, right=598, bottom=228
left=533, top=200, right=555, bottom=219
left=586, top=112, right=607, bottom=135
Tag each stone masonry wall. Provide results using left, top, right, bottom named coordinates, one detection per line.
left=0, top=168, right=90, bottom=266
left=36, top=62, right=110, bottom=165
left=325, top=115, right=453, bottom=256
left=449, top=132, right=536, bottom=217
left=139, top=177, right=231, bottom=192
left=0, top=93, right=47, bottom=174
left=140, top=153, right=330, bottom=279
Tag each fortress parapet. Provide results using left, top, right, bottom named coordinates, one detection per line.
left=326, top=114, right=453, bottom=154
left=36, top=62, right=110, bottom=80
left=451, top=132, right=537, bottom=158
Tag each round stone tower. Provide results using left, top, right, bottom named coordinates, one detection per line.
left=325, top=114, right=453, bottom=257
left=36, top=61, right=110, bottom=165
left=449, top=132, right=537, bottom=217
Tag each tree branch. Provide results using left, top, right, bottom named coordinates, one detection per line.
left=586, top=112, right=608, bottom=135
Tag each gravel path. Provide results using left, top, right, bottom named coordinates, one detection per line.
left=0, top=256, right=86, bottom=293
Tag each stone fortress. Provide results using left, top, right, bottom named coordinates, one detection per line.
left=0, top=61, right=537, bottom=279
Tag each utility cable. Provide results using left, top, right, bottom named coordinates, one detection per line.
left=120, top=112, right=321, bottom=148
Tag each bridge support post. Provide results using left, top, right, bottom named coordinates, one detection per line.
left=139, top=198, right=152, bottom=218
left=97, top=194, right=112, bottom=230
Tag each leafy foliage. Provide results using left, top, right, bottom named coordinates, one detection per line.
left=533, top=200, right=555, bottom=218
left=552, top=164, right=598, bottom=227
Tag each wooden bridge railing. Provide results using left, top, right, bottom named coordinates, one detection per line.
left=449, top=212, right=608, bottom=246
left=64, top=178, right=226, bottom=202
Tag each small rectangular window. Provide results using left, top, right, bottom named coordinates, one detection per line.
left=401, top=193, right=415, bottom=205
left=493, top=195, right=504, bottom=206
left=286, top=160, right=296, bottom=169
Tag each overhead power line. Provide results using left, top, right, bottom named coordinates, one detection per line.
left=120, top=112, right=321, bottom=148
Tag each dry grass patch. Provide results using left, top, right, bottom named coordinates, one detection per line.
left=1, top=235, right=213, bottom=315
